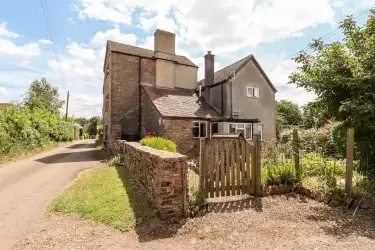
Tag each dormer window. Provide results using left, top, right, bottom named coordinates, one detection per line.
left=247, top=86, right=259, bottom=98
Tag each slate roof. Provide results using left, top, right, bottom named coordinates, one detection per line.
left=106, top=40, right=198, bottom=68
left=142, top=85, right=220, bottom=119
left=198, top=54, right=277, bottom=92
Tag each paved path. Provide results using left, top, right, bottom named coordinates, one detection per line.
left=0, top=140, right=102, bottom=250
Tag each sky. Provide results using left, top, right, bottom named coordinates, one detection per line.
left=0, top=0, right=374, bottom=118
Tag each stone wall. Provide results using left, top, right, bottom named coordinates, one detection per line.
left=121, top=141, right=188, bottom=220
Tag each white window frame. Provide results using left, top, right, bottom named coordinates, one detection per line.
left=192, top=121, right=208, bottom=138
left=247, top=86, right=260, bottom=98
left=228, top=123, right=253, bottom=140
left=257, top=124, right=263, bottom=141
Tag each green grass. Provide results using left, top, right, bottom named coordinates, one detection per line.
left=47, top=166, right=150, bottom=231
left=140, top=136, right=177, bottom=152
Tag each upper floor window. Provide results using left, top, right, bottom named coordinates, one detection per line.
left=247, top=86, right=259, bottom=98
left=192, top=121, right=207, bottom=138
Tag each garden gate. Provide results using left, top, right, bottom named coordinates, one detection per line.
left=199, top=134, right=262, bottom=198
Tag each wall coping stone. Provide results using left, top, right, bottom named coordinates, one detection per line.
left=125, top=141, right=188, bottom=159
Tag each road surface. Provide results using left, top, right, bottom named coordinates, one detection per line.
left=0, top=140, right=102, bottom=250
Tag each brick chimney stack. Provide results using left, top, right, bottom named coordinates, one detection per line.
left=205, top=51, right=214, bottom=87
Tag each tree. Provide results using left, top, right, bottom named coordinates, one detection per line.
left=301, top=101, right=329, bottom=129
left=24, top=78, right=64, bottom=114
left=289, top=10, right=375, bottom=172
left=276, top=100, right=302, bottom=126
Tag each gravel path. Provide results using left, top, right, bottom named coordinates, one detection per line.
left=11, top=195, right=375, bottom=250
left=0, top=140, right=103, bottom=250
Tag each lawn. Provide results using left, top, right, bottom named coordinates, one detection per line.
left=47, top=165, right=151, bottom=231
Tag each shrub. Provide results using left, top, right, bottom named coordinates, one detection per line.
left=331, top=121, right=346, bottom=158
left=301, top=152, right=346, bottom=178
left=140, top=136, right=177, bottom=152
left=262, top=163, right=298, bottom=186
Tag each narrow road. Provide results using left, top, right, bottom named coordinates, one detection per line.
left=0, top=140, right=102, bottom=250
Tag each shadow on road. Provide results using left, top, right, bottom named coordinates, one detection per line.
left=35, top=150, right=101, bottom=164
left=67, top=143, right=97, bottom=149
left=205, top=197, right=263, bottom=214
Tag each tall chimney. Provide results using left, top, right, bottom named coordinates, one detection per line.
left=154, top=29, right=175, bottom=55
left=205, top=51, right=214, bottom=87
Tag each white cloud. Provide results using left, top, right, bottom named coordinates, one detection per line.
left=0, top=22, right=19, bottom=38
left=67, top=42, right=97, bottom=61
left=0, top=39, right=40, bottom=58
left=91, top=27, right=137, bottom=46
left=68, top=18, right=76, bottom=24
left=39, top=39, right=53, bottom=45
left=0, top=86, right=7, bottom=96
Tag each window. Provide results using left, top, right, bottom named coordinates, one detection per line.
left=247, top=86, right=259, bottom=98
left=192, top=121, right=207, bottom=138
left=105, top=94, right=109, bottom=111
left=211, top=123, right=219, bottom=137
left=257, top=125, right=263, bottom=140
left=228, top=123, right=252, bottom=140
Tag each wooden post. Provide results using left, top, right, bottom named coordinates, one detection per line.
left=345, top=128, right=354, bottom=195
left=254, top=134, right=262, bottom=197
left=293, top=128, right=301, bottom=181
left=199, top=138, right=205, bottom=195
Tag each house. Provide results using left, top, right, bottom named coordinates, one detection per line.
left=102, top=29, right=277, bottom=156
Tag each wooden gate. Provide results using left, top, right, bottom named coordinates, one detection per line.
left=199, top=134, right=262, bottom=198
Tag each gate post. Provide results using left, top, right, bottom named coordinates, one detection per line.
left=345, top=128, right=354, bottom=196
left=199, top=138, right=206, bottom=195
left=253, top=134, right=262, bottom=197
left=293, top=129, right=301, bottom=181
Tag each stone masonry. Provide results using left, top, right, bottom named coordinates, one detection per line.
left=121, top=141, right=188, bottom=220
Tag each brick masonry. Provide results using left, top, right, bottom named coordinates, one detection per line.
left=120, top=141, right=188, bottom=220
left=140, top=87, right=163, bottom=137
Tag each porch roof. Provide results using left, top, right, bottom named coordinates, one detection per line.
left=210, top=117, right=260, bottom=123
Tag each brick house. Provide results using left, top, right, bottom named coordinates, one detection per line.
left=103, top=29, right=277, bottom=156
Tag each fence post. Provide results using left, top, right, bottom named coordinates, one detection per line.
left=253, top=134, right=262, bottom=197
left=293, top=128, right=301, bottom=181
left=199, top=138, right=205, bottom=195
left=345, top=128, right=354, bottom=195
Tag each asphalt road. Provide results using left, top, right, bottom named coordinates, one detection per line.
left=0, top=140, right=102, bottom=250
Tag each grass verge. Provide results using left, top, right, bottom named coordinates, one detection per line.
left=47, top=165, right=151, bottom=231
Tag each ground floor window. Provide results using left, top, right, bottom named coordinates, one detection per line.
left=192, top=121, right=207, bottom=138
left=257, top=125, right=263, bottom=140
left=211, top=123, right=219, bottom=137
left=228, top=123, right=252, bottom=140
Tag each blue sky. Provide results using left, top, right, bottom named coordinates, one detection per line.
left=0, top=0, right=374, bottom=117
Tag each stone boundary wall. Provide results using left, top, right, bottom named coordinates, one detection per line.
left=120, top=141, right=188, bottom=220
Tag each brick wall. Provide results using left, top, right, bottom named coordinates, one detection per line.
left=141, top=58, right=156, bottom=85
left=121, top=141, right=188, bottom=220
left=103, top=51, right=112, bottom=140
left=140, top=87, right=163, bottom=137
left=163, top=119, right=209, bottom=157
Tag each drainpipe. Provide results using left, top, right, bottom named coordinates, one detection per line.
left=138, top=58, right=142, bottom=138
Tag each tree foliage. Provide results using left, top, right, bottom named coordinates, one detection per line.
left=276, top=100, right=302, bottom=126
left=289, top=11, right=375, bottom=172
left=24, top=78, right=65, bottom=114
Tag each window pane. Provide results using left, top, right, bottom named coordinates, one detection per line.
left=200, top=123, right=206, bottom=137
left=237, top=128, right=245, bottom=137
left=254, top=88, right=260, bottom=98
left=193, top=122, right=199, bottom=127
left=192, top=127, right=199, bottom=137
left=247, top=87, right=254, bottom=97
left=237, top=124, right=245, bottom=129
left=229, top=124, right=236, bottom=133
left=211, top=123, right=219, bottom=135
left=246, top=124, right=252, bottom=139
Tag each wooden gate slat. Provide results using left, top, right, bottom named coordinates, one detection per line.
left=235, top=140, right=241, bottom=195
left=251, top=142, right=256, bottom=195
left=240, top=139, right=246, bottom=193
left=210, top=143, right=215, bottom=198
left=231, top=142, right=236, bottom=196
left=215, top=145, right=220, bottom=197
left=204, top=140, right=209, bottom=198
left=220, top=147, right=225, bottom=197
left=225, top=148, right=231, bottom=196
left=246, top=143, right=252, bottom=194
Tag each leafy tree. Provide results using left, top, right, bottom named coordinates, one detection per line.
left=276, top=100, right=302, bottom=127
left=301, top=101, right=329, bottom=129
left=24, top=78, right=64, bottom=114
left=289, top=11, right=375, bottom=172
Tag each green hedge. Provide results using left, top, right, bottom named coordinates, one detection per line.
left=140, top=136, right=177, bottom=152
left=0, top=104, right=74, bottom=156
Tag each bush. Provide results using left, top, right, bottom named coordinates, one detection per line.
left=0, top=104, right=74, bottom=157
left=331, top=121, right=346, bottom=158
left=280, top=127, right=336, bottom=156
left=262, top=163, right=298, bottom=185
left=301, top=152, right=346, bottom=177
left=140, top=136, right=177, bottom=152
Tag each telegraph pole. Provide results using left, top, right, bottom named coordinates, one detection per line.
left=65, top=91, right=69, bottom=121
